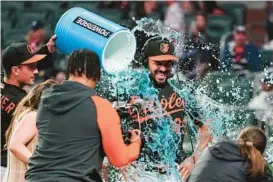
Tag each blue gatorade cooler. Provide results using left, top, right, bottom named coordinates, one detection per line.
left=55, top=7, right=136, bottom=74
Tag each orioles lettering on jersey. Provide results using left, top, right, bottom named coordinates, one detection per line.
left=1, top=95, right=16, bottom=114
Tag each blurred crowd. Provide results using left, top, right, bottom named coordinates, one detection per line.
left=1, top=0, right=273, bottom=126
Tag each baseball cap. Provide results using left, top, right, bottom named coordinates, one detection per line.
left=1, top=43, right=47, bottom=71
left=234, top=25, right=246, bottom=34
left=31, top=20, right=44, bottom=30
left=143, top=37, right=178, bottom=61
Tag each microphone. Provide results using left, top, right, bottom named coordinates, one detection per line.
left=112, top=99, right=145, bottom=145
left=112, top=101, right=127, bottom=109
left=112, top=99, right=146, bottom=111
left=131, top=99, right=145, bottom=111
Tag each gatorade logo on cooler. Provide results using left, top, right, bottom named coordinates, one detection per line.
left=73, top=16, right=113, bottom=38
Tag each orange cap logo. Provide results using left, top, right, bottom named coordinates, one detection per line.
left=27, top=45, right=34, bottom=54
left=160, top=43, right=169, bottom=53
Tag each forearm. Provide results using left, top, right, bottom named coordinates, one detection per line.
left=101, top=126, right=141, bottom=167
left=9, top=142, right=32, bottom=164
left=111, top=142, right=141, bottom=167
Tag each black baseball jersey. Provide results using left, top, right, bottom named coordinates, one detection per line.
left=1, top=81, right=26, bottom=166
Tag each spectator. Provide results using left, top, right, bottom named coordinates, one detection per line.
left=26, top=20, right=47, bottom=52
left=248, top=70, right=273, bottom=129
left=189, top=12, right=209, bottom=44
left=181, top=12, right=219, bottom=80
left=182, top=1, right=195, bottom=15
left=221, top=26, right=261, bottom=73
left=55, top=71, right=65, bottom=84
left=120, top=1, right=131, bottom=21
left=186, top=126, right=273, bottom=182
left=1, top=36, right=56, bottom=180
left=164, top=1, right=193, bottom=37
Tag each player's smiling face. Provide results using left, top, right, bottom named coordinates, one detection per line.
left=148, top=59, right=173, bottom=85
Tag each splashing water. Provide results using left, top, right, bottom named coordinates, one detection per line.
left=97, top=18, right=273, bottom=181
left=103, top=68, right=184, bottom=181
left=132, top=17, right=185, bottom=57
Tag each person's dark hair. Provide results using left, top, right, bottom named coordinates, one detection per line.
left=65, top=49, right=101, bottom=81
left=237, top=126, right=267, bottom=177
left=196, top=11, right=208, bottom=22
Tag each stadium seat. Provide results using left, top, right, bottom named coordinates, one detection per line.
left=1, top=26, right=5, bottom=36
left=1, top=26, right=6, bottom=47
left=1, top=21, right=11, bottom=30
left=1, top=1, right=24, bottom=12
left=6, top=27, right=29, bottom=36
left=219, top=3, right=246, bottom=26
left=1, top=9, right=11, bottom=21
left=5, top=28, right=29, bottom=42
left=1, top=8, right=18, bottom=29
left=32, top=1, right=60, bottom=10
left=19, top=8, right=55, bottom=25
left=1, top=2, right=22, bottom=28
left=206, top=15, right=233, bottom=44
left=4, top=34, right=26, bottom=47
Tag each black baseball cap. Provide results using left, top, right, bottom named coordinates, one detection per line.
left=31, top=20, right=44, bottom=30
left=143, top=37, right=178, bottom=61
left=1, top=43, right=47, bottom=71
